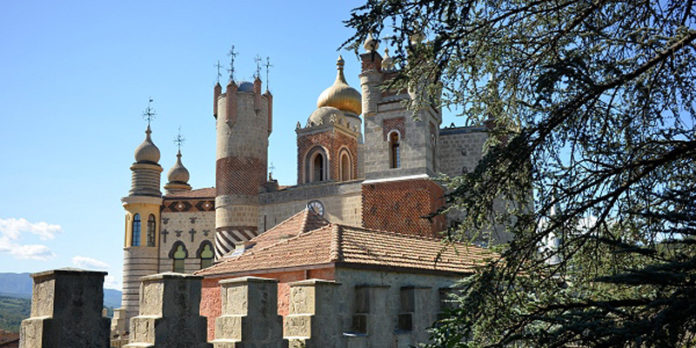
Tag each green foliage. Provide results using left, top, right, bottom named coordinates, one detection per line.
left=346, top=0, right=696, bottom=346
left=0, top=296, right=30, bottom=333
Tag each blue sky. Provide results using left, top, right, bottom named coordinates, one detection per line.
left=0, top=1, right=462, bottom=289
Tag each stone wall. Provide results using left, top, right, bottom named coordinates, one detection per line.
left=259, top=181, right=362, bottom=231
left=22, top=268, right=459, bottom=347
left=160, top=210, right=215, bottom=273
left=437, top=126, right=488, bottom=178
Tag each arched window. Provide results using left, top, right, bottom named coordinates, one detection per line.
left=313, top=153, right=324, bottom=182
left=197, top=241, right=214, bottom=269
left=339, top=150, right=352, bottom=181
left=305, top=146, right=329, bottom=183
left=170, top=242, right=188, bottom=273
left=146, top=214, right=156, bottom=247
left=131, top=214, right=141, bottom=246
left=389, top=131, right=401, bottom=168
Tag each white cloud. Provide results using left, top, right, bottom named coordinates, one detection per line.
left=0, top=217, right=61, bottom=240
left=9, top=244, right=56, bottom=260
left=104, top=275, right=122, bottom=290
left=0, top=218, right=59, bottom=261
left=72, top=256, right=110, bottom=270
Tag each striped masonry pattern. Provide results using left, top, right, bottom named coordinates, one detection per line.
left=214, top=226, right=258, bottom=259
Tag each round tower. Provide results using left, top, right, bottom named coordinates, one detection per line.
left=214, top=77, right=272, bottom=259
left=115, top=123, right=163, bottom=331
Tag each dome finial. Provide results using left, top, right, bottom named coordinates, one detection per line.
left=381, top=47, right=395, bottom=71
left=316, top=56, right=362, bottom=115
left=165, top=129, right=191, bottom=194
left=134, top=100, right=160, bottom=163
left=363, top=32, right=379, bottom=52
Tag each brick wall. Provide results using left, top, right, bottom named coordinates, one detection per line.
left=362, top=179, right=445, bottom=237
left=297, top=128, right=358, bottom=184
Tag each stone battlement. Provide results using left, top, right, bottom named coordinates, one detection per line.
left=20, top=269, right=453, bottom=347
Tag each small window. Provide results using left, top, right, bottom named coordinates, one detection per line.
left=340, top=150, right=352, bottom=181
left=389, top=132, right=401, bottom=168
left=173, top=244, right=186, bottom=273
left=313, top=153, right=324, bottom=182
left=146, top=214, right=156, bottom=247
left=131, top=214, right=141, bottom=247
left=198, top=242, right=214, bottom=269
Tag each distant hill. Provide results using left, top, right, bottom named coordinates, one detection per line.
left=0, top=296, right=30, bottom=333
left=0, top=272, right=121, bottom=308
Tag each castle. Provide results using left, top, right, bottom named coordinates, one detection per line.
left=110, top=35, right=494, bottom=345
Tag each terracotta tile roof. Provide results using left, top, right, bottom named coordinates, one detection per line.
left=196, top=210, right=493, bottom=277
left=164, top=187, right=215, bottom=199
left=249, top=208, right=330, bottom=250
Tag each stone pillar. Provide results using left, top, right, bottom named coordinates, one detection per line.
left=284, top=279, right=342, bottom=348
left=125, top=273, right=211, bottom=348
left=20, top=269, right=110, bottom=348
left=212, top=277, right=287, bottom=347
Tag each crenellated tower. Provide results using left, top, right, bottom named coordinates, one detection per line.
left=214, top=77, right=273, bottom=259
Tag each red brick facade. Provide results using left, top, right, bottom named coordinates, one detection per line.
left=382, top=117, right=406, bottom=140
left=362, top=179, right=446, bottom=237
left=297, top=129, right=358, bottom=184
left=215, top=156, right=266, bottom=196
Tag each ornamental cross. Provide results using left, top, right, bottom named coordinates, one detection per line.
left=227, top=45, right=238, bottom=82
left=254, top=54, right=262, bottom=79
left=265, top=56, right=273, bottom=91
left=174, top=127, right=185, bottom=152
left=143, top=98, right=156, bottom=126
left=214, top=60, right=223, bottom=84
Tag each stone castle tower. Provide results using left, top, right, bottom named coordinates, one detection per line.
left=112, top=36, right=493, bottom=338
left=213, top=77, right=272, bottom=259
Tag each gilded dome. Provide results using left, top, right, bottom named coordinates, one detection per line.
left=167, top=151, right=190, bottom=184
left=307, top=106, right=344, bottom=126
left=134, top=125, right=160, bottom=163
left=316, top=55, right=362, bottom=116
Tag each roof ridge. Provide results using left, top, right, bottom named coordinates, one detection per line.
left=261, top=209, right=308, bottom=236
left=299, top=207, right=310, bottom=233
left=329, top=224, right=342, bottom=262
left=246, top=223, right=333, bottom=257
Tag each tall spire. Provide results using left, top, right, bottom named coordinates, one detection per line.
left=265, top=56, right=273, bottom=92
left=227, top=45, right=238, bottom=82
left=254, top=54, right=262, bottom=79
left=143, top=98, right=156, bottom=127
left=214, top=60, right=223, bottom=84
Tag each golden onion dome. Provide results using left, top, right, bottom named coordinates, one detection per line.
left=316, top=55, right=362, bottom=116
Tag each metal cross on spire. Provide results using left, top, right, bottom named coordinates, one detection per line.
left=265, top=56, right=273, bottom=92
left=143, top=98, right=156, bottom=126
left=174, top=127, right=185, bottom=152
left=254, top=54, right=262, bottom=79
left=214, top=60, right=223, bottom=84
left=268, top=162, right=275, bottom=180
left=227, top=45, right=238, bottom=82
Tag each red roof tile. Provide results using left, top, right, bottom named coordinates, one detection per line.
left=196, top=210, right=493, bottom=277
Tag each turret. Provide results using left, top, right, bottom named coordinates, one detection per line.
left=164, top=150, right=192, bottom=195
left=114, top=112, right=164, bottom=334
left=214, top=78, right=272, bottom=259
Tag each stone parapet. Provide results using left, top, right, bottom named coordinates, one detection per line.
left=284, top=279, right=342, bottom=348
left=212, top=277, right=287, bottom=347
left=20, top=268, right=110, bottom=348
left=125, top=272, right=210, bottom=348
